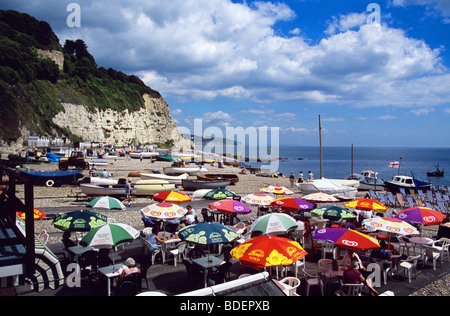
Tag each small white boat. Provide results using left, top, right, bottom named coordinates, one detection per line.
left=296, top=178, right=358, bottom=200
left=384, top=175, right=431, bottom=193
left=129, top=152, right=159, bottom=159
left=346, top=170, right=385, bottom=191
left=80, top=183, right=129, bottom=197
left=81, top=177, right=119, bottom=186
left=140, top=173, right=189, bottom=184
left=163, top=166, right=208, bottom=176
left=134, top=180, right=175, bottom=196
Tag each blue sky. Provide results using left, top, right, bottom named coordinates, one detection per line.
left=1, top=0, right=450, bottom=147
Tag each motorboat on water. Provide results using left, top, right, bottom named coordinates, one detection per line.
left=427, top=164, right=444, bottom=177
left=384, top=175, right=431, bottom=193
left=345, top=170, right=385, bottom=191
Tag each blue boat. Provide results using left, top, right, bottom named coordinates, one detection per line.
left=20, top=170, right=84, bottom=187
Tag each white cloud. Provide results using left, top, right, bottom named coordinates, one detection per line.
left=390, top=0, right=450, bottom=17
left=411, top=107, right=435, bottom=115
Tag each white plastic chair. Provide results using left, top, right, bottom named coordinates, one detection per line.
left=321, top=242, right=337, bottom=259
left=303, top=268, right=324, bottom=296
left=278, top=277, right=301, bottom=296
left=281, top=257, right=305, bottom=278
left=370, top=258, right=392, bottom=285
left=142, top=238, right=161, bottom=265
left=423, top=245, right=441, bottom=270
left=429, top=238, right=450, bottom=263
left=38, top=230, right=49, bottom=244
left=335, top=282, right=364, bottom=296
left=398, top=255, right=420, bottom=282
left=397, top=236, right=415, bottom=256
left=169, top=241, right=188, bottom=267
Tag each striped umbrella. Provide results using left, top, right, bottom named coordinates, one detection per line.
left=86, top=196, right=126, bottom=210
left=208, top=200, right=252, bottom=215
left=250, top=213, right=298, bottom=235
left=270, top=197, right=315, bottom=213
left=312, top=228, right=380, bottom=251
left=260, top=185, right=294, bottom=195
left=79, top=223, right=140, bottom=248
left=362, top=217, right=419, bottom=236
left=301, top=192, right=339, bottom=203
left=344, top=198, right=387, bottom=212
left=395, top=207, right=446, bottom=226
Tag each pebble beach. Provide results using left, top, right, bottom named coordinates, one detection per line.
left=16, top=156, right=449, bottom=296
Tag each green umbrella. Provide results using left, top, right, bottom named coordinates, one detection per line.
left=311, top=206, right=356, bottom=220
left=203, top=189, right=236, bottom=200
left=53, top=210, right=107, bottom=232
left=86, top=196, right=126, bottom=210
left=250, top=213, right=298, bottom=235
left=79, top=223, right=140, bottom=249
left=178, top=222, right=239, bottom=245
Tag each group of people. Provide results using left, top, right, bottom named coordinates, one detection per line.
left=289, top=170, right=315, bottom=187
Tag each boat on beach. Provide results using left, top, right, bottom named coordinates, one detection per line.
left=181, top=179, right=230, bottom=191
left=20, top=170, right=84, bottom=187
left=140, top=172, right=189, bottom=184
left=296, top=178, right=358, bottom=200
left=163, top=166, right=207, bottom=176
left=346, top=170, right=385, bottom=191
left=384, top=175, right=431, bottom=193
left=129, top=152, right=159, bottom=159
left=196, top=173, right=239, bottom=184
left=80, top=179, right=175, bottom=197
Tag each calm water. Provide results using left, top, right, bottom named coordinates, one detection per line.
left=243, top=146, right=450, bottom=187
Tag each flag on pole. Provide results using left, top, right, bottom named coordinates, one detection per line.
left=389, top=161, right=399, bottom=168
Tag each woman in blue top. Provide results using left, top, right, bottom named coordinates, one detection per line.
left=148, top=225, right=168, bottom=252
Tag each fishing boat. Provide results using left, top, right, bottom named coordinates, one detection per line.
left=140, top=172, right=189, bottom=184
left=129, top=152, right=159, bottom=159
left=181, top=179, right=230, bottom=191
left=345, top=170, right=385, bottom=191
left=163, top=166, right=208, bottom=176
left=80, top=179, right=174, bottom=197
left=197, top=173, right=239, bottom=184
left=384, top=175, right=431, bottom=193
left=20, top=170, right=84, bottom=187
left=427, top=164, right=444, bottom=177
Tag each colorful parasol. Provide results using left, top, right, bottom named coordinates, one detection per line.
left=152, top=191, right=191, bottom=204
left=140, top=202, right=187, bottom=220
left=311, top=205, right=356, bottom=220
left=178, top=222, right=239, bottom=245
left=362, top=217, right=419, bottom=236
left=270, top=197, right=315, bottom=213
left=395, top=207, right=446, bottom=226
left=53, top=210, right=107, bottom=232
left=208, top=200, right=252, bottom=215
left=301, top=192, right=339, bottom=203
left=203, top=188, right=236, bottom=200
left=312, top=228, right=380, bottom=251
left=86, top=196, right=126, bottom=210
left=17, top=208, right=46, bottom=221
left=344, top=198, right=387, bottom=212
left=242, top=193, right=274, bottom=206
left=79, top=223, right=140, bottom=248
left=260, top=185, right=294, bottom=195
left=231, top=235, right=308, bottom=270
left=250, top=213, right=298, bottom=235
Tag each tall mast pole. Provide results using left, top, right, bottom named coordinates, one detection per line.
left=319, top=115, right=323, bottom=179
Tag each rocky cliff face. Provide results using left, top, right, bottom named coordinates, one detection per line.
left=52, top=93, right=181, bottom=147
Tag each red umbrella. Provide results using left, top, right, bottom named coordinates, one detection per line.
left=344, top=198, right=387, bottom=212
left=152, top=191, right=191, bottom=204
left=312, top=228, right=380, bottom=251
left=230, top=235, right=308, bottom=270
left=208, top=200, right=252, bottom=215
left=270, top=197, right=315, bottom=213
left=395, top=207, right=446, bottom=226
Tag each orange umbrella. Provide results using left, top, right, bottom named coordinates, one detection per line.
left=344, top=198, right=387, bottom=212
left=152, top=191, right=191, bottom=204
left=231, top=235, right=307, bottom=270
left=17, top=209, right=46, bottom=221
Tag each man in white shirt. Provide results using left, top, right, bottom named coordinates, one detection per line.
left=184, top=205, right=197, bottom=225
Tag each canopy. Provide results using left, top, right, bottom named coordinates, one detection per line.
left=362, top=217, right=419, bottom=236
left=260, top=185, right=293, bottom=195
left=86, top=196, right=126, bottom=210
left=270, top=198, right=314, bottom=213
left=301, top=192, right=339, bottom=203
left=178, top=222, right=239, bottom=245
left=297, top=179, right=357, bottom=200
left=311, top=205, right=356, bottom=220
left=312, top=228, right=380, bottom=251
left=208, top=200, right=252, bottom=215
left=53, top=210, right=107, bottom=232
left=152, top=191, right=191, bottom=204
left=250, top=213, right=298, bottom=235
left=395, top=207, right=446, bottom=226
left=344, top=198, right=387, bottom=212
left=242, top=193, right=274, bottom=206
left=80, top=223, right=140, bottom=248
left=140, top=202, right=187, bottom=220
left=203, top=189, right=236, bottom=200
left=231, top=235, right=307, bottom=270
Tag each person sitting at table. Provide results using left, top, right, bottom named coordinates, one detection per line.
left=147, top=225, right=168, bottom=252
left=343, top=260, right=380, bottom=296
left=118, top=257, right=140, bottom=283
left=370, top=240, right=391, bottom=261
left=343, top=249, right=368, bottom=276
left=62, top=231, right=78, bottom=249
left=183, top=205, right=197, bottom=225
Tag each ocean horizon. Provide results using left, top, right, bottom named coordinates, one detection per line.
left=221, top=145, right=450, bottom=187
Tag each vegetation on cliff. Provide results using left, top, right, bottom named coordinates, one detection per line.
left=0, top=10, right=162, bottom=146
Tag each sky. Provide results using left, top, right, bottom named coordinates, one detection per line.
left=1, top=0, right=450, bottom=148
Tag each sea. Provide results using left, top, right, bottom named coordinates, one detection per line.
left=235, top=146, right=450, bottom=188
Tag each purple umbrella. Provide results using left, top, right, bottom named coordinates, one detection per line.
left=208, top=200, right=252, bottom=215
